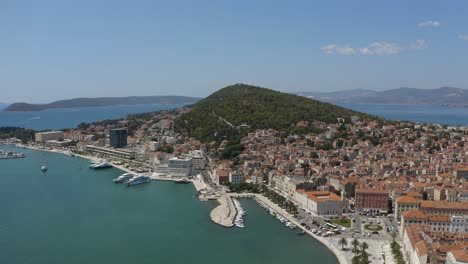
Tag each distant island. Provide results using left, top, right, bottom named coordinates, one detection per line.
left=296, top=87, right=468, bottom=107
left=3, top=96, right=201, bottom=112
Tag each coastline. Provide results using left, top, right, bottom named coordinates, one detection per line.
left=14, top=145, right=345, bottom=264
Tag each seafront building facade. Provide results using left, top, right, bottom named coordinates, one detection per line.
left=35, top=131, right=64, bottom=143
left=84, top=145, right=137, bottom=160
left=294, top=190, right=344, bottom=215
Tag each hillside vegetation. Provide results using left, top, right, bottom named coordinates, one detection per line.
left=174, top=84, right=378, bottom=142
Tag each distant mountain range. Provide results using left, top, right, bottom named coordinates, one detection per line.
left=296, top=87, right=468, bottom=107
left=3, top=96, right=201, bottom=112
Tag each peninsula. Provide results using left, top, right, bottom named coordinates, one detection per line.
left=3, top=95, right=201, bottom=112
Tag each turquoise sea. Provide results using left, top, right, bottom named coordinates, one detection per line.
left=0, top=146, right=338, bottom=264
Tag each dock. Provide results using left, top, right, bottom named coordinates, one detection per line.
left=209, top=195, right=236, bottom=227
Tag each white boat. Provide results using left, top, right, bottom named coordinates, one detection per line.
left=89, top=161, right=113, bottom=169
left=40, top=164, right=47, bottom=172
left=113, top=173, right=135, bottom=183
left=64, top=150, right=75, bottom=157
left=127, top=176, right=151, bottom=186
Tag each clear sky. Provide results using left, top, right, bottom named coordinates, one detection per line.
left=2, top=0, right=467, bottom=103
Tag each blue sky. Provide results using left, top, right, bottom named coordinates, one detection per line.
left=1, top=0, right=467, bottom=103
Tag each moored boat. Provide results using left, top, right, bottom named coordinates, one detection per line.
left=127, top=176, right=151, bottom=186
left=113, top=173, right=135, bottom=183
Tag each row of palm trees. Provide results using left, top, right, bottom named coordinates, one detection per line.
left=391, top=232, right=405, bottom=264
left=350, top=238, right=370, bottom=264
left=262, top=186, right=298, bottom=214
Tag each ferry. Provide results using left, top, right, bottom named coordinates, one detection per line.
left=113, top=173, right=135, bottom=183
left=127, top=176, right=151, bottom=186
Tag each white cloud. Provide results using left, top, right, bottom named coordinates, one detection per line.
left=320, top=44, right=356, bottom=55
left=336, top=46, right=356, bottom=55
left=320, top=44, right=337, bottom=54
left=411, top=39, right=428, bottom=50
left=458, top=34, right=468, bottom=40
left=418, top=20, right=440, bottom=27
left=359, top=42, right=400, bottom=55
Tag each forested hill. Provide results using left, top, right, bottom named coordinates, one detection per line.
left=4, top=96, right=201, bottom=112
left=174, top=84, right=380, bottom=142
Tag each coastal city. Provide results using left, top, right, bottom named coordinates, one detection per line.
left=3, top=2, right=468, bottom=264
left=2, top=102, right=467, bottom=264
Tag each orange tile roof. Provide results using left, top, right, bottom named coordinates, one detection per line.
left=450, top=249, right=468, bottom=262
left=428, top=215, right=451, bottom=222
left=402, top=210, right=427, bottom=220
left=415, top=241, right=427, bottom=257
left=355, top=188, right=388, bottom=194
left=396, top=195, right=420, bottom=204
left=297, top=190, right=342, bottom=203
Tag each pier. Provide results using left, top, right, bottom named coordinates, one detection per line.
left=209, top=195, right=235, bottom=227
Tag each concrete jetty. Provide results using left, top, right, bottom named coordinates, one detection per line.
left=209, top=195, right=235, bottom=227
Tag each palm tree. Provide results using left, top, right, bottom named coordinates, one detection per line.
left=361, top=241, right=369, bottom=251
left=339, top=237, right=348, bottom=250
left=351, top=238, right=360, bottom=254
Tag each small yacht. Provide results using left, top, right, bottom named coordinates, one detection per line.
left=127, top=176, right=151, bottom=186
left=40, top=164, right=47, bottom=172
left=113, top=173, right=135, bottom=183
left=89, top=161, right=112, bottom=169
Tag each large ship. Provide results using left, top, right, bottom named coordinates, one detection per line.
left=113, top=173, right=135, bottom=183
left=127, top=176, right=151, bottom=186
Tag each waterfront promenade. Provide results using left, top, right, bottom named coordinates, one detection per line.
left=228, top=193, right=347, bottom=264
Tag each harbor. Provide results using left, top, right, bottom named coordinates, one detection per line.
left=1, top=144, right=337, bottom=264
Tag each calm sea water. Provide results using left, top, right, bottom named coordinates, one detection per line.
left=336, top=103, right=468, bottom=126
left=0, top=146, right=338, bottom=264
left=0, top=104, right=183, bottom=130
